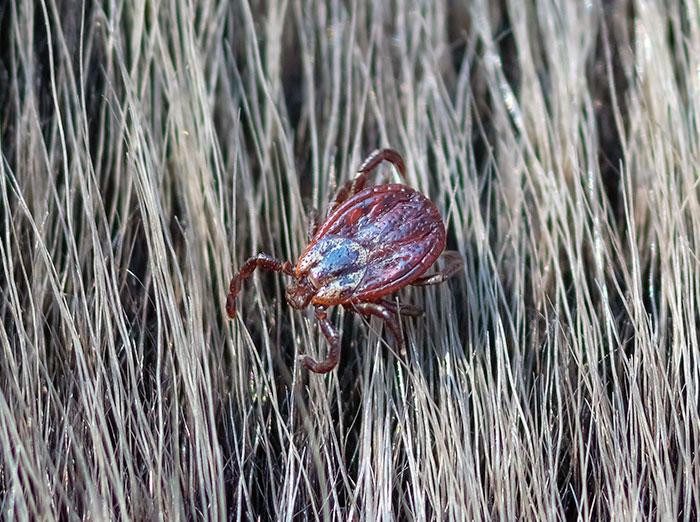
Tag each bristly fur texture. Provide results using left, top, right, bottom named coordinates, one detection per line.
left=1, top=0, right=699, bottom=519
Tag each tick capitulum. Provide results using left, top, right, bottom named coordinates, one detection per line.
left=226, top=148, right=463, bottom=374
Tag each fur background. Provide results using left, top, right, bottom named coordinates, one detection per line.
left=1, top=0, right=698, bottom=519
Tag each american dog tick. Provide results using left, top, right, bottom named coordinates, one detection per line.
left=226, top=149, right=462, bottom=373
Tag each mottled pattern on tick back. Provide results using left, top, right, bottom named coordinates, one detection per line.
left=296, top=184, right=446, bottom=305
left=296, top=236, right=368, bottom=302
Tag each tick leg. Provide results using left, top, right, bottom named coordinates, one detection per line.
left=349, top=302, right=405, bottom=354
left=226, top=254, right=294, bottom=318
left=411, top=250, right=463, bottom=287
left=307, top=208, right=320, bottom=241
left=329, top=149, right=407, bottom=214
left=357, top=148, right=407, bottom=180
left=299, top=306, right=341, bottom=374
left=379, top=298, right=424, bottom=318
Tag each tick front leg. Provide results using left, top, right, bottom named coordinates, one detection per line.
left=299, top=306, right=341, bottom=374
left=411, top=250, right=463, bottom=287
left=349, top=302, right=405, bottom=354
left=226, top=254, right=294, bottom=318
left=329, top=149, right=407, bottom=214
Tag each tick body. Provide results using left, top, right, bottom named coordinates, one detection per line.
left=226, top=149, right=462, bottom=373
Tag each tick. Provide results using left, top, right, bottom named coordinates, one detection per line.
left=226, top=148, right=462, bottom=373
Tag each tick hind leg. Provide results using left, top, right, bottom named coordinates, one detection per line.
left=349, top=302, right=405, bottom=355
left=299, top=306, right=341, bottom=374
left=226, top=254, right=294, bottom=318
left=411, top=250, right=463, bottom=287
left=328, top=149, right=407, bottom=214
left=379, top=298, right=424, bottom=318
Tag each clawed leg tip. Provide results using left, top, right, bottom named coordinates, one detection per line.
left=297, top=354, right=337, bottom=374
left=225, top=295, right=238, bottom=319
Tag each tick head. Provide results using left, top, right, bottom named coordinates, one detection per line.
left=285, top=275, right=315, bottom=309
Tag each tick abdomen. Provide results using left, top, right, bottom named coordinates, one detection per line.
left=298, top=184, right=446, bottom=304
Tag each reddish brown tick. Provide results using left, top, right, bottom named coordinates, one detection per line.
left=226, top=149, right=463, bottom=373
